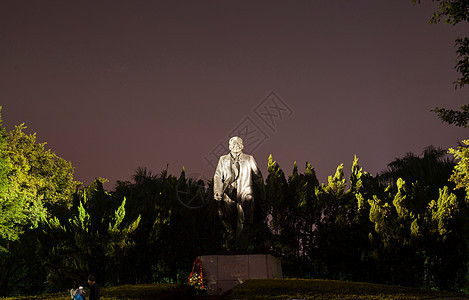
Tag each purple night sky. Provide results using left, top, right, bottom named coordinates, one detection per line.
left=1, top=1, right=468, bottom=189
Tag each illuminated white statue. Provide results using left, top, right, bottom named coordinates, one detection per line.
left=213, top=136, right=264, bottom=250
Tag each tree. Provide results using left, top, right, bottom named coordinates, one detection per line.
left=112, top=167, right=223, bottom=284
left=449, top=140, right=469, bottom=201
left=0, top=108, right=8, bottom=202
left=413, top=0, right=469, bottom=126
left=379, top=146, right=455, bottom=201
left=159, top=168, right=223, bottom=282
left=265, top=155, right=288, bottom=255
left=312, top=158, right=376, bottom=282
left=432, top=105, right=469, bottom=127
left=0, top=109, right=80, bottom=252
left=113, top=168, right=178, bottom=283
left=424, top=186, right=467, bottom=290
left=0, top=108, right=26, bottom=249
left=368, top=179, right=427, bottom=287
left=286, top=161, right=320, bottom=276
left=0, top=108, right=82, bottom=296
left=40, top=179, right=141, bottom=290
left=369, top=144, right=468, bottom=289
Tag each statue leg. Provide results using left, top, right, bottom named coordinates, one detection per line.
left=235, top=194, right=255, bottom=250
left=236, top=201, right=244, bottom=237
left=241, top=194, right=254, bottom=225
left=220, top=191, right=237, bottom=250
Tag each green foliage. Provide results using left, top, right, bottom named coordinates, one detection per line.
left=1, top=101, right=466, bottom=294
left=0, top=112, right=80, bottom=251
left=379, top=146, right=455, bottom=198
left=266, top=155, right=288, bottom=237
left=430, top=186, right=459, bottom=238
left=2, top=280, right=468, bottom=300
left=312, top=158, right=375, bottom=282
left=369, top=163, right=466, bottom=289
left=4, top=123, right=80, bottom=209
left=264, top=155, right=376, bottom=281
left=414, top=0, right=469, bottom=26
left=432, top=105, right=469, bottom=127
left=455, top=37, right=469, bottom=88
left=0, top=108, right=82, bottom=296
left=39, top=180, right=141, bottom=290
left=0, top=108, right=8, bottom=192
left=229, top=279, right=469, bottom=300
left=263, top=148, right=466, bottom=290
left=449, top=140, right=469, bottom=202
left=412, top=0, right=469, bottom=126
left=111, top=167, right=222, bottom=285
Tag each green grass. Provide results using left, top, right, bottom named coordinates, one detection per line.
left=3, top=279, right=469, bottom=299
left=228, top=279, right=469, bottom=300
left=0, top=283, right=192, bottom=300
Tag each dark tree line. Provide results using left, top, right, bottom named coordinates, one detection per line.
left=263, top=149, right=467, bottom=291
left=2, top=130, right=469, bottom=297
left=0, top=107, right=468, bottom=295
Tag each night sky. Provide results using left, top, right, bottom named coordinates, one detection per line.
left=1, top=1, right=468, bottom=188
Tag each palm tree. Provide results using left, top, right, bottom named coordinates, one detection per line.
left=379, top=145, right=456, bottom=199
left=132, top=167, right=158, bottom=185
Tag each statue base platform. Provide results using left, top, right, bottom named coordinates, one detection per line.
left=199, top=253, right=283, bottom=295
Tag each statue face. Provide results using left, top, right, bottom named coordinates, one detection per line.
left=229, top=137, right=244, bottom=154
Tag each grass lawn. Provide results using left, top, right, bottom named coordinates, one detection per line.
left=228, top=279, right=469, bottom=300
left=1, top=279, right=468, bottom=299
left=0, top=283, right=192, bottom=300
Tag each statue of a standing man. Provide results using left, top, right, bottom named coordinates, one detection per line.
left=213, top=136, right=264, bottom=250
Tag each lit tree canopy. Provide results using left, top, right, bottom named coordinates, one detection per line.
left=0, top=108, right=81, bottom=251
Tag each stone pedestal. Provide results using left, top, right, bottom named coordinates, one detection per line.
left=199, top=253, right=282, bottom=295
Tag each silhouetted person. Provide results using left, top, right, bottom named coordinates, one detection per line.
left=70, top=281, right=78, bottom=299
left=70, top=281, right=86, bottom=300
left=88, top=275, right=99, bottom=300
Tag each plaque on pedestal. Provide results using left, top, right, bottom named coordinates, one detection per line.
left=199, top=253, right=282, bottom=295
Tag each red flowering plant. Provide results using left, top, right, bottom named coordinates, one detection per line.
left=187, top=258, right=208, bottom=294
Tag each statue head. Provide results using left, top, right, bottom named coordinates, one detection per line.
left=229, top=136, right=244, bottom=155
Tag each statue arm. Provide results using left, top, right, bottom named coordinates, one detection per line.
left=213, top=157, right=224, bottom=200
left=250, top=157, right=265, bottom=200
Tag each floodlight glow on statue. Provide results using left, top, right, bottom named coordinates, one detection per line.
left=213, top=136, right=265, bottom=251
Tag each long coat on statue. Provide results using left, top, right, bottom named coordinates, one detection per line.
left=213, top=152, right=264, bottom=234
